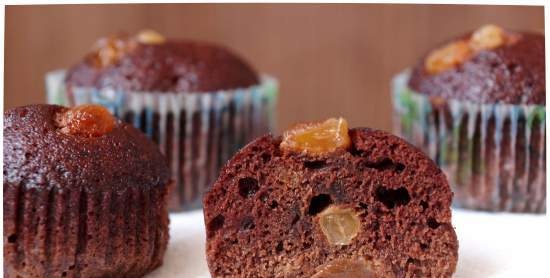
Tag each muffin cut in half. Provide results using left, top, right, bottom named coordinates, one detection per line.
left=204, top=118, right=458, bottom=277
left=3, top=104, right=171, bottom=278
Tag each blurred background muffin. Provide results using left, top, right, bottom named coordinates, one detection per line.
left=3, top=104, right=171, bottom=278
left=46, top=30, right=278, bottom=211
left=392, top=25, right=545, bottom=213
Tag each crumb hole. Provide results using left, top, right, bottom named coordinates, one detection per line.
left=304, top=160, right=327, bottom=170
left=358, top=202, right=368, bottom=217
left=365, top=158, right=405, bottom=173
left=240, top=217, right=255, bottom=230
left=238, top=177, right=259, bottom=198
left=420, top=200, right=429, bottom=211
left=375, top=186, right=410, bottom=209
left=208, top=215, right=225, bottom=232
left=308, top=194, right=333, bottom=215
left=275, top=242, right=284, bottom=253
left=270, top=201, right=278, bottom=209
left=420, top=243, right=429, bottom=250
left=7, top=234, right=17, bottom=243
left=427, top=218, right=441, bottom=229
left=261, top=153, right=271, bottom=163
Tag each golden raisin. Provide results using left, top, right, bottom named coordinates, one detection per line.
left=318, top=206, right=360, bottom=245
left=425, top=40, right=472, bottom=75
left=136, top=29, right=166, bottom=45
left=311, top=259, right=377, bottom=278
left=469, top=24, right=506, bottom=51
left=91, top=35, right=136, bottom=67
left=56, top=105, right=116, bottom=138
left=280, top=118, right=351, bottom=155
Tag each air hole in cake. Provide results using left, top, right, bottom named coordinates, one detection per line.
left=261, top=153, right=271, bottom=163
left=420, top=200, right=429, bottom=211
left=420, top=243, right=429, bottom=250
left=7, top=234, right=17, bottom=243
left=427, top=218, right=441, bottom=229
left=304, top=160, right=328, bottom=170
left=358, top=202, right=368, bottom=217
left=208, top=215, right=225, bottom=233
left=240, top=216, right=256, bottom=230
left=275, top=241, right=284, bottom=253
left=308, top=194, right=333, bottom=215
left=375, top=186, right=411, bottom=209
left=270, top=200, right=279, bottom=209
left=365, top=158, right=405, bottom=173
left=238, top=177, right=259, bottom=198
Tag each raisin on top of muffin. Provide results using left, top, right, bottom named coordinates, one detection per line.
left=65, top=30, right=259, bottom=92
left=408, top=24, right=545, bottom=105
left=3, top=104, right=171, bottom=191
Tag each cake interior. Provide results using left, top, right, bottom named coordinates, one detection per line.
left=204, top=128, right=457, bottom=277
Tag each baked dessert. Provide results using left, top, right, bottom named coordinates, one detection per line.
left=64, top=30, right=259, bottom=92
left=46, top=29, right=279, bottom=211
left=393, top=24, right=545, bottom=212
left=204, top=118, right=458, bottom=277
left=4, top=104, right=171, bottom=278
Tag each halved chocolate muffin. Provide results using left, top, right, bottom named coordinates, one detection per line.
left=3, top=104, right=171, bottom=278
left=204, top=118, right=458, bottom=277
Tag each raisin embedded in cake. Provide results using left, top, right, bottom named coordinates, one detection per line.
left=204, top=117, right=458, bottom=277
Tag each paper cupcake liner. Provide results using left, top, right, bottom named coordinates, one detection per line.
left=3, top=183, right=168, bottom=277
left=45, top=70, right=279, bottom=211
left=392, top=71, right=545, bottom=213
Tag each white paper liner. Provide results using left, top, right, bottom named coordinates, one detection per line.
left=45, top=70, right=278, bottom=211
left=392, top=71, right=545, bottom=213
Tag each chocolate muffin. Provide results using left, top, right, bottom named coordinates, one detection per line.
left=4, top=104, right=171, bottom=278
left=64, top=31, right=259, bottom=92
left=47, top=30, right=279, bottom=211
left=393, top=25, right=545, bottom=212
left=204, top=118, right=458, bottom=277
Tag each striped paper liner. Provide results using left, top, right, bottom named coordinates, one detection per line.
left=45, top=70, right=279, bottom=211
left=3, top=183, right=169, bottom=277
left=392, top=71, right=545, bottom=213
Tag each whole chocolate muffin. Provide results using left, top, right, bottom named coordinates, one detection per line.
left=204, top=118, right=458, bottom=277
left=4, top=104, right=171, bottom=278
left=47, top=30, right=279, bottom=211
left=64, top=31, right=259, bottom=92
left=409, top=27, right=544, bottom=105
left=393, top=25, right=545, bottom=213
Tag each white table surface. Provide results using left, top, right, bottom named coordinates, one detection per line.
left=146, top=209, right=549, bottom=278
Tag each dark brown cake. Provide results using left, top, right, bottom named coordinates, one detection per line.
left=58, top=30, right=273, bottom=212
left=408, top=27, right=545, bottom=105
left=3, top=104, right=171, bottom=278
left=394, top=25, right=546, bottom=213
left=204, top=118, right=458, bottom=277
left=65, top=31, right=259, bottom=92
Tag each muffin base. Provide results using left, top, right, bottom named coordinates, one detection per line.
left=392, top=71, right=546, bottom=213
left=3, top=183, right=169, bottom=278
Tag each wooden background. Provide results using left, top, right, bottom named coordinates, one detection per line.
left=4, top=4, right=544, bottom=133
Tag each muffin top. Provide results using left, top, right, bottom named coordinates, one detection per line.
left=408, top=25, right=545, bottom=105
left=3, top=104, right=171, bottom=191
left=65, top=30, right=259, bottom=93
